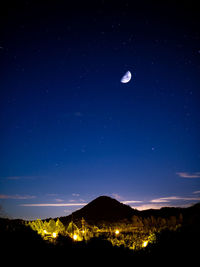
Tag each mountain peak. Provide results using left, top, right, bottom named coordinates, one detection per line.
left=68, top=195, right=135, bottom=223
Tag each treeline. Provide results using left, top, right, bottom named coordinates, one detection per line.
left=28, top=218, right=97, bottom=241
left=29, top=213, right=182, bottom=238
left=130, top=213, right=183, bottom=230
left=73, top=213, right=183, bottom=232
left=28, top=218, right=65, bottom=236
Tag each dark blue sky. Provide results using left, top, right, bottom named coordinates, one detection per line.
left=1, top=1, right=200, bottom=219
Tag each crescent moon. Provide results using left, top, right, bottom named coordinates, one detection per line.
left=120, top=71, right=132, bottom=83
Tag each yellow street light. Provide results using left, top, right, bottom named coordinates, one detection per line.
left=52, top=232, right=57, bottom=238
left=142, top=241, right=148, bottom=247
left=115, top=229, right=120, bottom=235
left=73, top=234, right=78, bottom=241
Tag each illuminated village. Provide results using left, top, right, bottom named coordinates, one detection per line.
left=28, top=215, right=180, bottom=250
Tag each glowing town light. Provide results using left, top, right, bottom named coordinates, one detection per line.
left=115, top=229, right=120, bottom=235
left=73, top=234, right=78, bottom=241
left=43, top=230, right=47, bottom=234
left=52, top=232, right=57, bottom=238
left=142, top=241, right=148, bottom=247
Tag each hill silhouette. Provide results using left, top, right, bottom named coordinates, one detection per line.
left=59, top=196, right=200, bottom=229
left=60, top=195, right=200, bottom=225
left=60, top=195, right=136, bottom=224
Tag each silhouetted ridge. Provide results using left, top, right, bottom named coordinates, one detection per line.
left=70, top=195, right=135, bottom=223
left=59, top=195, right=200, bottom=227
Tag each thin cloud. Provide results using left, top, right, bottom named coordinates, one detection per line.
left=176, top=172, right=200, bottom=178
left=111, top=193, right=123, bottom=200
left=20, top=202, right=87, bottom=207
left=55, top=198, right=64, bottom=202
left=150, top=198, right=170, bottom=203
left=111, top=193, right=143, bottom=204
left=151, top=196, right=200, bottom=203
left=0, top=175, right=43, bottom=181
left=131, top=195, right=200, bottom=210
left=69, top=199, right=76, bottom=202
left=193, top=190, right=200, bottom=194
left=0, top=194, right=36, bottom=200
left=0, top=176, right=25, bottom=180
left=122, top=200, right=143, bottom=204
left=72, top=193, right=80, bottom=197
left=6, top=176, right=22, bottom=180
left=131, top=202, right=192, bottom=211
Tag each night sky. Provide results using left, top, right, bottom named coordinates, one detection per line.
left=1, top=1, right=200, bottom=219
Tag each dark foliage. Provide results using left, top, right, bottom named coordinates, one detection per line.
left=0, top=218, right=52, bottom=264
